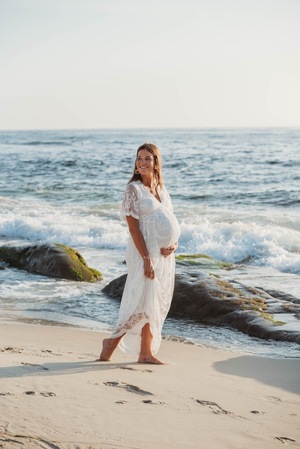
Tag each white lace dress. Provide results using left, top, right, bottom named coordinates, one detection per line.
left=111, top=181, right=181, bottom=355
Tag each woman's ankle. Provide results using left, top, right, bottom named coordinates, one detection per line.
left=99, top=338, right=117, bottom=361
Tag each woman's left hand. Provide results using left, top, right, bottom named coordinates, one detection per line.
left=160, top=242, right=178, bottom=258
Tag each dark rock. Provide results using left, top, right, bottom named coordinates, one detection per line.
left=0, top=243, right=102, bottom=282
left=102, top=271, right=300, bottom=344
left=103, top=274, right=127, bottom=299
left=258, top=288, right=300, bottom=305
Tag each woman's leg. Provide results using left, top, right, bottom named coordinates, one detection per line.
left=99, top=335, right=123, bottom=361
left=138, top=323, right=164, bottom=365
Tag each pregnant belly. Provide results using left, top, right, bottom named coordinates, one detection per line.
left=154, top=208, right=180, bottom=247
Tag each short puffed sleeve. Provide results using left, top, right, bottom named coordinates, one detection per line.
left=121, top=183, right=140, bottom=220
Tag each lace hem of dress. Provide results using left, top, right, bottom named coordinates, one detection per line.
left=112, top=312, right=149, bottom=336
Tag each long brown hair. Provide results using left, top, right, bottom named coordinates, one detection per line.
left=128, top=143, right=163, bottom=189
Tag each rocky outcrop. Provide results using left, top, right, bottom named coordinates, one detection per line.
left=0, top=243, right=102, bottom=282
left=102, top=271, right=300, bottom=344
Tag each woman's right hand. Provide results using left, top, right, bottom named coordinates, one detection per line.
left=143, top=258, right=155, bottom=279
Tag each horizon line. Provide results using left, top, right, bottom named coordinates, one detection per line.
left=1, top=125, right=300, bottom=132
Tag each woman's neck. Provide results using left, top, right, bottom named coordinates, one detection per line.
left=141, top=175, right=155, bottom=188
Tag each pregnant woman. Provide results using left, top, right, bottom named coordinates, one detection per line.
left=99, top=143, right=180, bottom=365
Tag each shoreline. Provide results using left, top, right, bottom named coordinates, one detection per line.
left=2, top=312, right=300, bottom=359
left=0, top=322, right=299, bottom=449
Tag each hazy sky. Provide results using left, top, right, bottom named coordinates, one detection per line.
left=1, top=0, right=300, bottom=129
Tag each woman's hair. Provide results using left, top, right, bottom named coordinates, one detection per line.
left=128, top=143, right=163, bottom=189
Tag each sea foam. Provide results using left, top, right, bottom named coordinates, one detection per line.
left=1, top=196, right=300, bottom=275
left=179, top=217, right=300, bottom=275
left=0, top=197, right=128, bottom=250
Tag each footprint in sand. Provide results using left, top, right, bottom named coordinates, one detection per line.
left=0, top=433, right=60, bottom=448
left=195, top=399, right=232, bottom=415
left=104, top=381, right=154, bottom=396
left=21, top=362, right=49, bottom=371
left=1, top=347, right=23, bottom=353
left=194, top=399, right=245, bottom=420
left=268, top=396, right=282, bottom=403
left=23, top=391, right=56, bottom=397
left=40, top=392, right=56, bottom=397
left=275, top=436, right=296, bottom=444
left=120, top=367, right=153, bottom=373
left=39, top=349, right=62, bottom=357
left=142, top=399, right=166, bottom=405
left=115, top=399, right=165, bottom=405
left=0, top=392, right=14, bottom=396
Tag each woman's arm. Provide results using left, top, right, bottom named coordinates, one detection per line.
left=126, top=215, right=155, bottom=279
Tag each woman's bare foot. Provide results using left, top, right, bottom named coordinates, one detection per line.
left=99, top=338, right=117, bottom=361
left=138, top=355, right=165, bottom=365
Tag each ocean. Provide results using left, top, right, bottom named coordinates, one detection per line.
left=0, top=128, right=299, bottom=358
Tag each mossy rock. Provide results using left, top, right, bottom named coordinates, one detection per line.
left=176, top=253, right=235, bottom=270
left=0, top=243, right=102, bottom=282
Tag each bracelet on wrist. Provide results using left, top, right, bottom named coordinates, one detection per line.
left=142, top=254, right=150, bottom=260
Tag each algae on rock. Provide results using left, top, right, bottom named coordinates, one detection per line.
left=0, top=243, right=102, bottom=282
left=176, top=253, right=235, bottom=270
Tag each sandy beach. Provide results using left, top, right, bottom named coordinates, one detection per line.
left=0, top=322, right=299, bottom=449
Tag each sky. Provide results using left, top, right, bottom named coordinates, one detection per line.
left=0, top=0, right=300, bottom=130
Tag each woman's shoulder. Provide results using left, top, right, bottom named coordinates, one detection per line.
left=128, top=180, right=140, bottom=187
left=127, top=180, right=141, bottom=189
left=125, top=181, right=142, bottom=195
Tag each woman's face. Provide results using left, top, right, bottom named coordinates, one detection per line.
left=136, top=149, right=155, bottom=176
